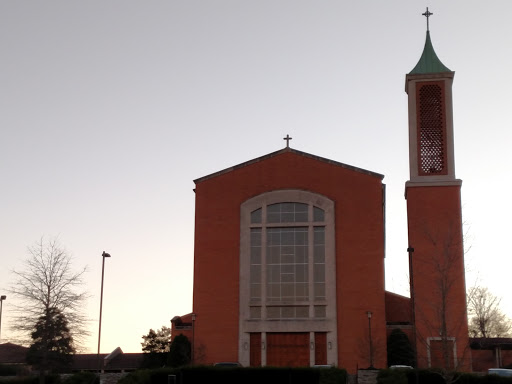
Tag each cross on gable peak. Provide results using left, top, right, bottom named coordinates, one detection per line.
left=283, top=134, right=292, bottom=148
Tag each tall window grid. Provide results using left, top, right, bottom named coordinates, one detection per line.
left=249, top=202, right=325, bottom=319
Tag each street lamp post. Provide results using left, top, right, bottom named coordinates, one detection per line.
left=408, top=246, right=419, bottom=384
left=367, top=311, right=374, bottom=369
left=191, top=313, right=196, bottom=364
left=0, top=295, right=6, bottom=343
left=407, top=246, right=418, bottom=368
left=97, top=251, right=111, bottom=373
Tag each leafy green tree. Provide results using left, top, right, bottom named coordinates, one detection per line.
left=387, top=329, right=415, bottom=367
left=141, top=326, right=171, bottom=367
left=27, top=307, right=75, bottom=384
left=168, top=334, right=191, bottom=367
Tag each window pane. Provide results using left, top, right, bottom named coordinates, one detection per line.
left=267, top=246, right=280, bottom=264
left=250, top=228, right=262, bottom=301
left=294, top=203, right=308, bottom=213
left=295, top=230, right=307, bottom=245
left=282, top=306, right=294, bottom=318
left=251, top=208, right=262, bottom=224
left=251, top=228, right=262, bottom=243
left=266, top=227, right=309, bottom=302
left=281, top=230, right=294, bottom=245
left=267, top=265, right=280, bottom=283
left=314, top=227, right=325, bottom=245
left=250, top=283, right=261, bottom=301
left=295, top=264, right=307, bottom=282
left=296, top=283, right=308, bottom=300
left=282, top=212, right=294, bottom=222
left=282, top=283, right=294, bottom=299
left=313, top=207, right=325, bottom=222
left=314, top=264, right=325, bottom=283
left=296, top=306, right=309, bottom=318
left=282, top=272, right=294, bottom=283
left=314, top=246, right=325, bottom=264
left=314, top=283, right=325, bottom=300
left=266, top=203, right=309, bottom=223
left=267, top=283, right=280, bottom=301
left=267, top=307, right=280, bottom=319
left=267, top=212, right=280, bottom=223
left=314, top=306, right=326, bottom=318
left=250, top=306, right=261, bottom=319
left=246, top=198, right=332, bottom=321
left=251, top=247, right=261, bottom=265
left=251, top=265, right=261, bottom=282
left=282, top=202, right=295, bottom=212
left=295, top=211, right=308, bottom=222
left=268, top=231, right=281, bottom=246
left=314, top=227, right=325, bottom=263
left=282, top=251, right=294, bottom=264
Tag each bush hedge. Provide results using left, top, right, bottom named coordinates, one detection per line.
left=118, top=366, right=347, bottom=384
left=0, top=366, right=18, bottom=377
left=378, top=369, right=512, bottom=384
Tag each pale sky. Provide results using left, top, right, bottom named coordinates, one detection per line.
left=1, top=1, right=512, bottom=354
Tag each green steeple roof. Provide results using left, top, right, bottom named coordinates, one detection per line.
left=409, top=31, right=451, bottom=74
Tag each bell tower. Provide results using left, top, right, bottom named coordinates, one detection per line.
left=405, top=9, right=469, bottom=370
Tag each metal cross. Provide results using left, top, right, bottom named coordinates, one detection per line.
left=283, top=134, right=292, bottom=148
left=422, top=7, right=433, bottom=31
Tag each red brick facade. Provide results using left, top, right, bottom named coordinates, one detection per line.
left=170, top=31, right=474, bottom=374
left=184, top=149, right=387, bottom=373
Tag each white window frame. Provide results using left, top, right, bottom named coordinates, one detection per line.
left=238, top=189, right=338, bottom=367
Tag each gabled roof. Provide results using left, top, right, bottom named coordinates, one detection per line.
left=194, top=147, right=384, bottom=184
left=0, top=342, right=28, bottom=364
left=71, top=352, right=144, bottom=371
left=409, top=31, right=452, bottom=74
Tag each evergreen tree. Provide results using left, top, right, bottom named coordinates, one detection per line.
left=27, top=307, right=75, bottom=383
left=387, top=329, right=415, bottom=367
left=141, top=326, right=172, bottom=368
left=168, top=334, right=191, bottom=367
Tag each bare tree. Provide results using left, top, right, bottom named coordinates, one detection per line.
left=467, top=285, right=511, bottom=338
left=9, top=237, right=89, bottom=349
left=410, top=218, right=470, bottom=384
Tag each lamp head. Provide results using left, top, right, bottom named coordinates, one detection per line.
left=102, top=251, right=111, bottom=258
left=367, top=311, right=372, bottom=319
left=0, top=295, right=5, bottom=300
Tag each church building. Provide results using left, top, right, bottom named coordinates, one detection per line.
left=172, top=16, right=469, bottom=374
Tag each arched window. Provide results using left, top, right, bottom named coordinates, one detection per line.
left=240, top=190, right=335, bottom=322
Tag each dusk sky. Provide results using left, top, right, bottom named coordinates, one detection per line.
left=1, top=1, right=512, bottom=354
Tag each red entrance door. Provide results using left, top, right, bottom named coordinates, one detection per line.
left=266, top=333, right=309, bottom=367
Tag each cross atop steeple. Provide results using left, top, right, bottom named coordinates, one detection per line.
left=422, top=7, right=433, bottom=32
left=283, top=134, right=292, bottom=148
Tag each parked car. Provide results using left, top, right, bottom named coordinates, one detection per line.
left=488, top=368, right=512, bottom=377
left=213, top=362, right=242, bottom=368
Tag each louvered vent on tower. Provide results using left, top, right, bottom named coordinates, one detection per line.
left=416, top=82, right=447, bottom=175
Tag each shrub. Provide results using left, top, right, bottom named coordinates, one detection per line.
left=167, top=335, right=190, bottom=368
left=377, top=368, right=408, bottom=384
left=118, top=366, right=347, bottom=384
left=0, top=365, right=18, bottom=377
left=61, top=372, right=99, bottom=384
left=387, top=329, right=415, bottom=368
